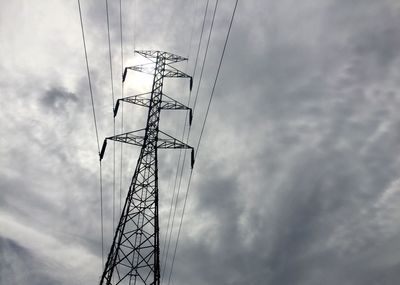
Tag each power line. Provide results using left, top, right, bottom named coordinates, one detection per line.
left=98, top=161, right=105, bottom=268
left=78, top=0, right=100, bottom=152
left=120, top=0, right=124, bottom=71
left=77, top=0, right=104, bottom=268
left=105, top=0, right=115, bottom=108
left=185, top=0, right=198, bottom=59
left=163, top=0, right=219, bottom=279
left=192, top=0, right=219, bottom=113
left=160, top=1, right=212, bottom=281
left=167, top=1, right=239, bottom=283
left=133, top=0, right=137, bottom=51
left=196, top=0, right=238, bottom=157
left=119, top=0, right=125, bottom=215
left=192, top=0, right=210, bottom=79
left=119, top=123, right=124, bottom=214
left=105, top=0, right=117, bottom=234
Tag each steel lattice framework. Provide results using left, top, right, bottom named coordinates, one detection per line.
left=99, top=50, right=193, bottom=285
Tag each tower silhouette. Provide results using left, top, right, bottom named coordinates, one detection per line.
left=99, top=50, right=193, bottom=285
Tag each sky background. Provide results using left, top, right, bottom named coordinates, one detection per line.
left=2, top=0, right=400, bottom=284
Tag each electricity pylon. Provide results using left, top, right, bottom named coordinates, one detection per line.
left=99, top=50, right=194, bottom=285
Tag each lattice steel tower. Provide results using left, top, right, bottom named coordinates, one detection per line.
left=99, top=50, right=194, bottom=285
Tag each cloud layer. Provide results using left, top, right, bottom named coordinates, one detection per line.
left=2, top=0, right=400, bottom=284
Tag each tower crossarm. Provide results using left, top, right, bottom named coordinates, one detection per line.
left=135, top=50, right=188, bottom=64
left=114, top=92, right=152, bottom=115
left=158, top=131, right=191, bottom=148
left=108, top=129, right=145, bottom=146
left=123, top=53, right=192, bottom=89
left=123, top=64, right=193, bottom=90
left=100, top=129, right=195, bottom=168
left=123, top=63, right=155, bottom=80
left=160, top=94, right=193, bottom=125
left=99, top=129, right=145, bottom=160
left=113, top=93, right=193, bottom=124
left=163, top=65, right=191, bottom=79
left=157, top=131, right=195, bottom=168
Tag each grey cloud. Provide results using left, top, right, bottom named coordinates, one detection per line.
left=40, top=87, right=78, bottom=112
left=0, top=236, right=60, bottom=285
left=166, top=1, right=400, bottom=284
left=3, top=0, right=400, bottom=284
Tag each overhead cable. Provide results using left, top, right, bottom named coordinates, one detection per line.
left=167, top=1, right=240, bottom=284
left=77, top=0, right=104, bottom=268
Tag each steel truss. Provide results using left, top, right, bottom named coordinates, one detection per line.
left=99, top=50, right=193, bottom=285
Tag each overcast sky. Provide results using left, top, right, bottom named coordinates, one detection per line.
left=2, top=0, right=400, bottom=284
